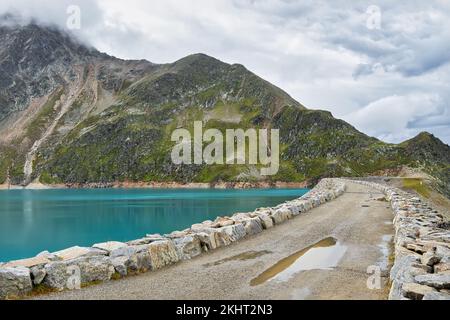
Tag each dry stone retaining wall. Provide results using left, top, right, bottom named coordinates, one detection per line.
left=0, top=179, right=346, bottom=299
left=342, top=179, right=450, bottom=300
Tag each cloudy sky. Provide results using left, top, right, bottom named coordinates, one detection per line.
left=1, top=0, right=449, bottom=144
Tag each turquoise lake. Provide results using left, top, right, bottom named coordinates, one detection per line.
left=0, top=188, right=308, bottom=262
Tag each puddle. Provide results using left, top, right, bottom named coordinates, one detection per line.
left=377, top=234, right=393, bottom=271
left=250, top=237, right=347, bottom=286
left=204, top=250, right=272, bottom=267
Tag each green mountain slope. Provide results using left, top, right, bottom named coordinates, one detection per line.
left=0, top=23, right=449, bottom=196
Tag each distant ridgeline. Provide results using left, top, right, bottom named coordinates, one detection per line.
left=0, top=23, right=449, bottom=196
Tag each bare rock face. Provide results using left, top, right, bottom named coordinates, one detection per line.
left=0, top=267, right=32, bottom=299
left=0, top=23, right=99, bottom=121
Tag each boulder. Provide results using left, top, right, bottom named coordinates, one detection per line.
left=213, top=217, right=235, bottom=227
left=257, top=213, right=274, bottom=229
left=415, top=273, right=450, bottom=290
left=436, top=245, right=450, bottom=259
left=389, top=255, right=420, bottom=300
left=422, top=291, right=450, bottom=300
left=401, top=282, right=436, bottom=300
left=220, top=223, right=246, bottom=242
left=109, top=244, right=152, bottom=272
left=0, top=267, right=33, bottom=299
left=434, top=262, right=450, bottom=273
left=36, top=250, right=60, bottom=261
left=93, top=241, right=128, bottom=253
left=3, top=255, right=51, bottom=268
left=71, top=256, right=115, bottom=284
left=52, top=246, right=107, bottom=261
left=285, top=204, right=300, bottom=216
left=195, top=231, right=217, bottom=251
left=148, top=240, right=179, bottom=270
left=43, top=256, right=114, bottom=290
left=271, top=208, right=292, bottom=225
left=240, top=217, right=263, bottom=236
left=173, top=235, right=202, bottom=260
left=30, top=265, right=46, bottom=285
left=111, top=256, right=128, bottom=277
left=421, top=251, right=441, bottom=266
left=42, top=262, right=68, bottom=290
left=127, top=234, right=167, bottom=246
left=166, top=231, right=189, bottom=239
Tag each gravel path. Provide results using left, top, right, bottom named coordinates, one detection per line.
left=33, top=182, right=394, bottom=300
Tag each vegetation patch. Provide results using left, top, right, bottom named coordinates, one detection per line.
left=402, top=178, right=430, bottom=198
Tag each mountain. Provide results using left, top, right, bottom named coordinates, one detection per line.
left=0, top=23, right=449, bottom=196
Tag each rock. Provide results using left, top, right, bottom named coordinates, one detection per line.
left=284, top=204, right=300, bottom=216
left=109, top=244, right=152, bottom=272
left=401, top=282, right=436, bottom=300
left=130, top=246, right=152, bottom=272
left=43, top=262, right=69, bottom=290
left=0, top=267, right=33, bottom=299
left=435, top=245, right=450, bottom=259
left=434, top=262, right=450, bottom=273
left=406, top=243, right=427, bottom=254
left=148, top=240, right=179, bottom=270
left=111, top=256, right=128, bottom=277
left=220, top=223, right=246, bottom=242
left=43, top=256, right=115, bottom=290
left=195, top=232, right=217, bottom=251
left=127, top=234, right=167, bottom=246
left=240, top=217, right=263, bottom=236
left=271, top=208, right=292, bottom=225
left=52, top=246, right=107, bottom=261
left=213, top=217, right=235, bottom=227
left=70, top=256, right=115, bottom=284
left=257, top=213, right=274, bottom=229
left=30, top=265, right=46, bottom=285
left=173, top=235, right=202, bottom=260
left=3, top=255, right=51, bottom=268
left=127, top=238, right=152, bottom=246
left=421, top=251, right=441, bottom=266
left=36, top=250, right=60, bottom=261
left=166, top=230, right=188, bottom=239
left=422, top=291, right=450, bottom=300
left=93, top=241, right=128, bottom=253
left=389, top=255, right=420, bottom=300
left=415, top=273, right=450, bottom=290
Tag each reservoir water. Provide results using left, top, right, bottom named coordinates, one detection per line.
left=0, top=188, right=308, bottom=262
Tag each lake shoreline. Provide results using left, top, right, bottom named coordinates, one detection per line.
left=0, top=180, right=310, bottom=190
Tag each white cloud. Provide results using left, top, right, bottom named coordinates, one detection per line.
left=0, top=0, right=449, bottom=144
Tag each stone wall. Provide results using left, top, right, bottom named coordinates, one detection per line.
left=0, top=178, right=346, bottom=299
left=342, top=179, right=450, bottom=300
